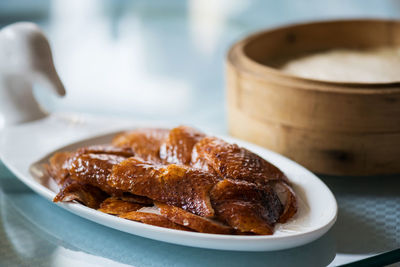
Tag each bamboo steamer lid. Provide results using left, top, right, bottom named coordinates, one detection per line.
left=226, top=19, right=400, bottom=175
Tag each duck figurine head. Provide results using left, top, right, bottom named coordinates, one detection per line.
left=0, top=22, right=65, bottom=129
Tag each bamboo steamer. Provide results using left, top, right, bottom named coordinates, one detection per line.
left=226, top=19, right=400, bottom=175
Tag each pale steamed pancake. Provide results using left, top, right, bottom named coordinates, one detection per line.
left=275, top=46, right=400, bottom=83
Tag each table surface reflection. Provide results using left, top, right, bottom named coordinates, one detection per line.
left=1, top=161, right=399, bottom=267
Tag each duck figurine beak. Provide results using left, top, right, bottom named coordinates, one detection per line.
left=0, top=22, right=65, bottom=128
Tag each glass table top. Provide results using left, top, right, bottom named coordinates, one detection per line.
left=1, top=160, right=399, bottom=267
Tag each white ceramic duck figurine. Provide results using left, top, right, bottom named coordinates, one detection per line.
left=0, top=22, right=65, bottom=129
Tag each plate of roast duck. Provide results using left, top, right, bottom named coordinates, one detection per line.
left=23, top=125, right=337, bottom=251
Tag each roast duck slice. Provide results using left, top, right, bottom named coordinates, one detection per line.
left=47, top=126, right=297, bottom=234
left=112, top=128, right=168, bottom=163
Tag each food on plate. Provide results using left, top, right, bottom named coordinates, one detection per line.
left=119, top=210, right=192, bottom=231
left=98, top=197, right=147, bottom=215
left=46, top=126, right=297, bottom=235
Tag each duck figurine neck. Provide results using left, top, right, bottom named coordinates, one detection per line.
left=0, top=22, right=65, bottom=129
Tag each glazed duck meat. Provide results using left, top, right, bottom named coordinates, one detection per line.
left=112, top=128, right=168, bottom=162
left=109, top=157, right=217, bottom=217
left=159, top=126, right=206, bottom=165
left=46, top=126, right=297, bottom=235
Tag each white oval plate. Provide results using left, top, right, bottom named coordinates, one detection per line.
left=2, top=122, right=337, bottom=252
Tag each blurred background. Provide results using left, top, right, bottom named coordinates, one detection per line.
left=0, top=0, right=399, bottom=131
left=1, top=2, right=400, bottom=266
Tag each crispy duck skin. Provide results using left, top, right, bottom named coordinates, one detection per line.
left=69, top=153, right=128, bottom=196
left=112, top=128, right=168, bottom=162
left=119, top=211, right=192, bottom=231
left=192, top=136, right=288, bottom=186
left=77, top=145, right=134, bottom=157
left=119, top=193, right=154, bottom=205
left=47, top=151, right=74, bottom=185
left=210, top=179, right=283, bottom=235
left=53, top=177, right=108, bottom=209
left=47, top=145, right=133, bottom=185
left=48, top=145, right=133, bottom=195
left=159, top=126, right=205, bottom=165
left=273, top=181, right=297, bottom=223
left=98, top=197, right=146, bottom=215
left=108, top=157, right=217, bottom=217
left=156, top=202, right=233, bottom=234
left=49, top=147, right=149, bottom=209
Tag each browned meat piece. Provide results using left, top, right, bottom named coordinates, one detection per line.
left=47, top=152, right=74, bottom=184
left=69, top=153, right=127, bottom=196
left=109, top=157, right=217, bottom=217
left=156, top=202, right=233, bottom=234
left=273, top=181, right=297, bottom=223
left=53, top=177, right=108, bottom=209
left=119, top=211, right=191, bottom=231
left=112, top=128, right=168, bottom=162
left=120, top=193, right=154, bottom=205
left=159, top=126, right=205, bottom=165
left=77, top=145, right=134, bottom=157
left=210, top=179, right=283, bottom=235
left=192, top=137, right=288, bottom=186
left=47, top=145, right=133, bottom=186
left=98, top=197, right=145, bottom=215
